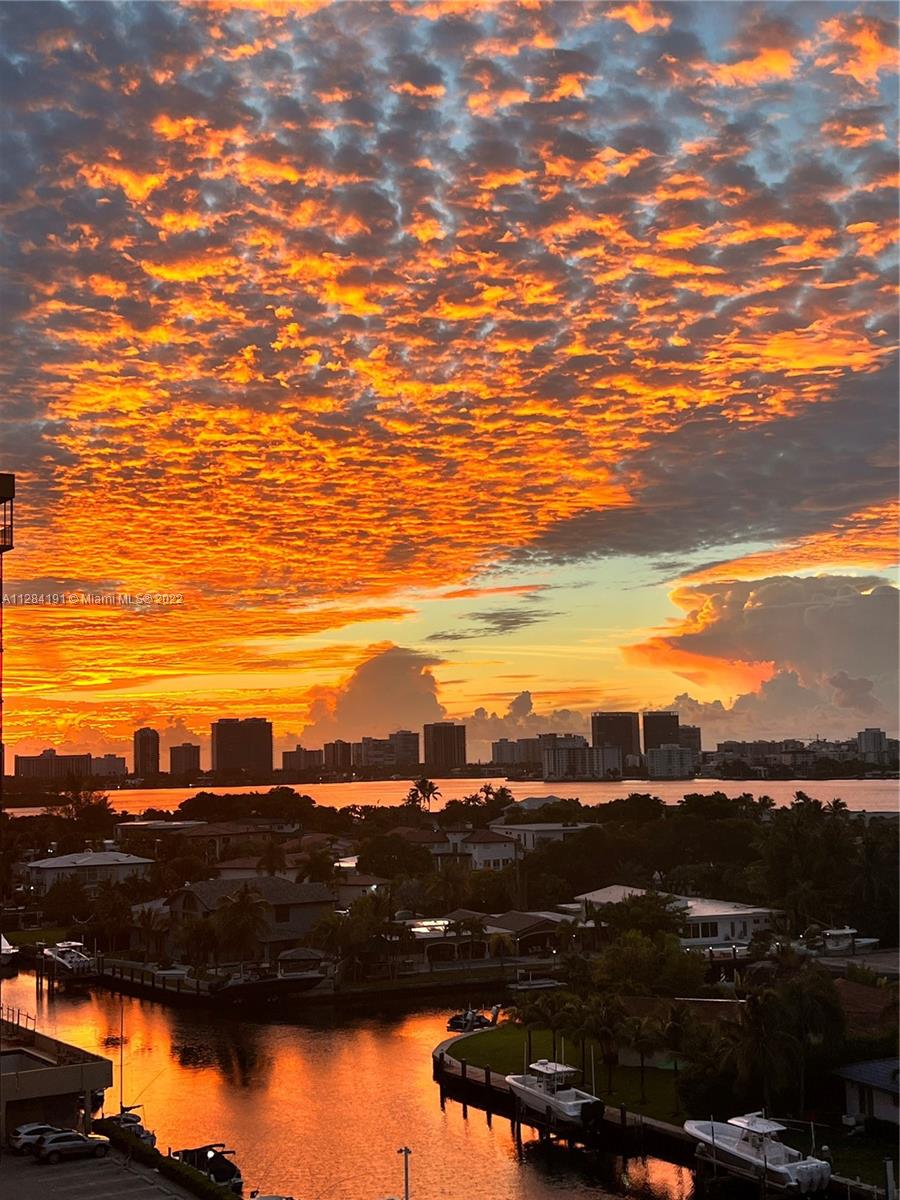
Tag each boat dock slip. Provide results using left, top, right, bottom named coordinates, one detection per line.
left=432, top=1034, right=890, bottom=1200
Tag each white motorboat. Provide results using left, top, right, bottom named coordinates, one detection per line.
left=505, top=1059, right=604, bottom=1123
left=684, top=1113, right=831, bottom=1193
left=42, top=940, right=95, bottom=973
left=105, top=1110, right=157, bottom=1147
left=0, top=934, right=19, bottom=967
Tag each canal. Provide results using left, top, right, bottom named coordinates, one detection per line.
left=0, top=971, right=695, bottom=1200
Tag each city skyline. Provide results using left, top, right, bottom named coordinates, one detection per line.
left=1, top=1, right=898, bottom=764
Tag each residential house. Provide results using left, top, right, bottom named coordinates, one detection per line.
left=488, top=821, right=592, bottom=853
left=571, top=884, right=782, bottom=950
left=182, top=819, right=301, bottom=863
left=459, top=828, right=518, bottom=871
left=833, top=1059, right=899, bottom=1124
left=24, top=850, right=154, bottom=896
left=166, top=877, right=333, bottom=962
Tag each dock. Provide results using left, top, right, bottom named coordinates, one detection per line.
left=432, top=1033, right=888, bottom=1200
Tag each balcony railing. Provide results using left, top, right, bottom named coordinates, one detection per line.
left=0, top=521, right=12, bottom=551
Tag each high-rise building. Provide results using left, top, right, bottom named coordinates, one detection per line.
left=324, top=740, right=352, bottom=772
left=91, top=754, right=127, bottom=778
left=491, top=738, right=519, bottom=765
left=282, top=745, right=324, bottom=772
left=15, top=749, right=92, bottom=781
left=388, top=729, right=420, bottom=768
left=170, top=742, right=201, bottom=775
left=642, top=711, right=680, bottom=753
left=543, top=742, right=622, bottom=779
left=210, top=718, right=272, bottom=776
left=133, top=727, right=160, bottom=777
left=516, top=737, right=542, bottom=765
left=591, top=712, right=641, bottom=761
left=646, top=743, right=695, bottom=779
left=678, top=725, right=702, bottom=763
left=857, top=728, right=887, bottom=763
left=423, top=722, right=467, bottom=773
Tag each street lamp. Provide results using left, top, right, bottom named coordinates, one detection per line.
left=396, top=1146, right=412, bottom=1200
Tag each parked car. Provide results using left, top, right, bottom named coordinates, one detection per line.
left=35, top=1129, right=110, bottom=1164
left=8, top=1122, right=62, bottom=1154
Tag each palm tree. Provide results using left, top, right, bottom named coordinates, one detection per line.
left=405, top=777, right=441, bottom=811
left=663, top=1001, right=690, bottom=1079
left=136, top=905, right=168, bottom=962
left=580, top=995, right=625, bottom=1093
left=623, top=1015, right=663, bottom=1105
left=213, top=884, right=269, bottom=969
left=177, top=915, right=220, bottom=974
left=488, top=932, right=514, bottom=968
left=780, top=966, right=846, bottom=1112
left=722, top=986, right=802, bottom=1113
left=257, top=840, right=288, bottom=876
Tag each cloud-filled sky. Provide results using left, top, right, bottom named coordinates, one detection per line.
left=1, top=0, right=897, bottom=764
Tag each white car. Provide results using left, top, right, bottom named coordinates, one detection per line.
left=8, top=1122, right=62, bottom=1153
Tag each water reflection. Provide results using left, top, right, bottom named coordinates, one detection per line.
left=0, top=971, right=701, bottom=1200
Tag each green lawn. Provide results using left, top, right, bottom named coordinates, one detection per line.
left=5, top=926, right=71, bottom=947
left=451, top=1023, right=683, bottom=1123
left=829, top=1129, right=899, bottom=1188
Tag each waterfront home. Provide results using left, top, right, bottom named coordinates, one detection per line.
left=24, top=849, right=154, bottom=896
left=570, top=884, right=782, bottom=951
left=833, top=1058, right=899, bottom=1125
left=213, top=852, right=309, bottom=881
left=115, top=819, right=207, bottom=847
left=488, top=821, right=592, bottom=852
left=166, top=877, right=334, bottom=961
left=182, top=819, right=301, bottom=863
left=484, top=910, right=574, bottom=955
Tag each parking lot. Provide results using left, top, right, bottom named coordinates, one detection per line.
left=0, top=1148, right=196, bottom=1199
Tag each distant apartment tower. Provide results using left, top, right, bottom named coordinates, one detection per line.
left=591, top=712, right=641, bottom=762
left=646, top=744, right=695, bottom=779
left=133, top=727, right=160, bottom=777
left=324, top=739, right=352, bottom=772
left=543, top=742, right=622, bottom=780
left=15, top=748, right=92, bottom=781
left=492, top=738, right=519, bottom=765
left=642, top=711, right=680, bottom=753
left=91, top=754, right=127, bottom=778
left=423, top=722, right=467, bottom=773
left=678, top=724, right=702, bottom=763
left=282, top=745, right=324, bottom=773
left=210, top=718, right=272, bottom=776
left=389, top=729, right=420, bottom=768
left=857, top=728, right=887, bottom=763
left=170, top=742, right=201, bottom=775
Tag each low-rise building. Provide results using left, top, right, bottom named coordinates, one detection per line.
left=833, top=1058, right=899, bottom=1124
left=24, top=850, right=154, bottom=895
left=90, top=754, right=127, bottom=778
left=0, top=1017, right=112, bottom=1139
left=14, top=749, right=92, bottom=781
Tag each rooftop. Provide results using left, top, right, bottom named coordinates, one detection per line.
left=833, top=1058, right=900, bottom=1095
left=29, top=850, right=154, bottom=870
left=574, top=884, right=782, bottom=919
left=172, top=878, right=333, bottom=908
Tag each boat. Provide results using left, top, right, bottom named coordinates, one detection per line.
left=105, top=1109, right=157, bottom=1147
left=172, top=1144, right=243, bottom=1194
left=0, top=934, right=19, bottom=969
left=208, top=965, right=325, bottom=1005
left=684, top=1114, right=831, bottom=1192
left=507, top=973, right=564, bottom=993
left=505, top=1059, right=605, bottom=1124
left=447, top=1004, right=500, bottom=1032
left=42, top=940, right=95, bottom=974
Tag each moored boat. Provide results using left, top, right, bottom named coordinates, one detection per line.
left=447, top=1003, right=500, bottom=1032
left=172, top=1143, right=243, bottom=1194
left=684, top=1114, right=831, bottom=1192
left=0, top=934, right=19, bottom=969
left=505, top=1059, right=605, bottom=1125
left=42, top=940, right=95, bottom=973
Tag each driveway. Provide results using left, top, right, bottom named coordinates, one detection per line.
left=0, top=1148, right=197, bottom=1199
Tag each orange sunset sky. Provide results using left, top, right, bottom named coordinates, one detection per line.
left=1, top=0, right=897, bottom=765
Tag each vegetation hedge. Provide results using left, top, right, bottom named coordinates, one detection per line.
left=93, top=1121, right=232, bottom=1199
